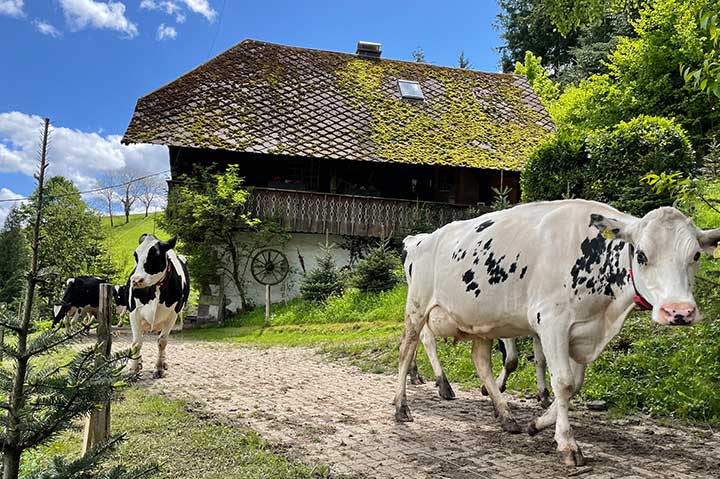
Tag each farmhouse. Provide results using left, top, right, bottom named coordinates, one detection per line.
left=122, top=39, right=555, bottom=312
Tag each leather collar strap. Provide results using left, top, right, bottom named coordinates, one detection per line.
left=628, top=244, right=653, bottom=311
left=155, top=261, right=173, bottom=289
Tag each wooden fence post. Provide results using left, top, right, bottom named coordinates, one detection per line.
left=82, top=283, right=112, bottom=454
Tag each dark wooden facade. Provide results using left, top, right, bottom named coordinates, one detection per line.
left=169, top=146, right=516, bottom=236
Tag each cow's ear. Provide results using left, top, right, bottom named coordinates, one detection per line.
left=161, top=236, right=177, bottom=251
left=138, top=234, right=148, bottom=245
left=697, top=228, right=720, bottom=254
left=589, top=213, right=637, bottom=242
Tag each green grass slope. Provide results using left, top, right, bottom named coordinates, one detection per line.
left=102, top=212, right=170, bottom=282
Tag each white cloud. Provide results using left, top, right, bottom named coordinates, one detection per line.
left=156, top=23, right=176, bottom=40
left=33, top=20, right=62, bottom=37
left=58, top=0, right=138, bottom=38
left=0, top=0, right=23, bottom=18
left=0, top=188, right=24, bottom=228
left=0, top=112, right=167, bottom=193
left=179, top=0, right=215, bottom=21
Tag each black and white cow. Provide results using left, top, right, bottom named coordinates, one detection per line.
left=52, top=276, right=108, bottom=328
left=127, top=234, right=189, bottom=378
left=112, top=283, right=130, bottom=325
left=395, top=199, right=719, bottom=466
left=402, top=234, right=550, bottom=406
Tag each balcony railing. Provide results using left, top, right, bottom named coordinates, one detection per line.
left=248, top=187, right=492, bottom=237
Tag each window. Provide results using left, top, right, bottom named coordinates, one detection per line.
left=398, top=80, right=424, bottom=100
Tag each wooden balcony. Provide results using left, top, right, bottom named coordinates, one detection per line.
left=248, top=187, right=491, bottom=237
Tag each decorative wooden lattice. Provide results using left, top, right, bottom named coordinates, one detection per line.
left=249, top=187, right=490, bottom=237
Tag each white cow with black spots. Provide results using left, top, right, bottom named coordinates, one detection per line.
left=395, top=199, right=718, bottom=466
left=127, top=234, right=189, bottom=378
left=402, top=233, right=551, bottom=405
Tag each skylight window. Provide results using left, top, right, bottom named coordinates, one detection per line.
left=398, top=80, right=424, bottom=100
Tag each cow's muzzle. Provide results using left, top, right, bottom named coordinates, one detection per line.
left=659, top=303, right=698, bottom=326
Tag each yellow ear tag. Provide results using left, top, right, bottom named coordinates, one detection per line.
left=713, top=243, right=720, bottom=259
left=602, top=230, right=616, bottom=240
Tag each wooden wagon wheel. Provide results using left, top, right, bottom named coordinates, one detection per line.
left=251, top=249, right=289, bottom=286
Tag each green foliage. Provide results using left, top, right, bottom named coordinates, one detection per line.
left=513, top=51, right=560, bottom=104
left=496, top=0, right=580, bottom=73
left=585, top=115, right=695, bottom=215
left=162, top=165, right=289, bottom=311
left=299, top=245, right=344, bottom=302
left=521, top=130, right=587, bottom=201
left=19, top=176, right=107, bottom=300
left=491, top=185, right=513, bottom=210
left=351, top=241, right=401, bottom=293
left=0, top=207, right=29, bottom=304
left=682, top=8, right=720, bottom=97
left=457, top=51, right=471, bottom=69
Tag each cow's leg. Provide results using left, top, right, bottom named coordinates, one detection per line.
left=471, top=338, right=521, bottom=434
left=394, top=303, right=425, bottom=422
left=420, top=326, right=454, bottom=399
left=153, top=319, right=174, bottom=379
left=407, top=329, right=425, bottom=385
left=533, top=336, right=551, bottom=408
left=128, top=312, right=143, bottom=373
left=530, top=331, right=585, bottom=466
left=65, top=307, right=78, bottom=330
left=484, top=338, right=519, bottom=395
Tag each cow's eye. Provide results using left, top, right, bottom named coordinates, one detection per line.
left=694, top=251, right=701, bottom=262
left=636, top=250, right=648, bottom=265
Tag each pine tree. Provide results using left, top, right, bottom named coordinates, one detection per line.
left=411, top=47, right=426, bottom=63
left=300, top=244, right=343, bottom=301
left=0, top=207, right=28, bottom=305
left=0, top=119, right=155, bottom=479
left=458, top=51, right=471, bottom=69
left=352, top=240, right=400, bottom=293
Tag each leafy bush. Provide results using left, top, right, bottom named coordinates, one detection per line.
left=352, top=241, right=401, bottom=293
left=585, top=115, right=695, bottom=215
left=521, top=130, right=587, bottom=201
left=299, top=245, right=344, bottom=301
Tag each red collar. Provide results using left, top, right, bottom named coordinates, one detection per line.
left=628, top=245, right=653, bottom=311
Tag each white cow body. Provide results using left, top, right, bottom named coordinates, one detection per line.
left=395, top=199, right=718, bottom=466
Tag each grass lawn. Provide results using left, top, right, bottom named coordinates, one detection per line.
left=22, top=388, right=335, bottom=478
left=101, top=212, right=169, bottom=282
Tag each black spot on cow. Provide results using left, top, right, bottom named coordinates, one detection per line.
left=536, top=312, right=541, bottom=324
left=461, top=250, right=466, bottom=260
left=473, top=257, right=479, bottom=265
left=484, top=252, right=509, bottom=284
left=466, top=281, right=479, bottom=292
left=462, top=269, right=475, bottom=284
left=570, top=233, right=628, bottom=298
left=416, top=240, right=422, bottom=247
left=519, top=266, right=528, bottom=279
left=475, top=220, right=494, bottom=233
left=408, top=263, right=413, bottom=278
left=509, top=262, right=517, bottom=274
left=483, top=238, right=493, bottom=251
left=474, top=289, right=481, bottom=297
left=401, top=247, right=408, bottom=265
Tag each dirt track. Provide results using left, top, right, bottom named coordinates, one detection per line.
left=118, top=336, right=720, bottom=478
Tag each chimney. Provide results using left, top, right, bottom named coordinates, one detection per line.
left=356, top=41, right=382, bottom=59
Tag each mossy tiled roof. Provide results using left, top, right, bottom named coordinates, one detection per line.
left=122, top=39, right=555, bottom=171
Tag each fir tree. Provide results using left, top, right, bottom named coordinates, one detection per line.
left=300, top=244, right=343, bottom=302
left=352, top=240, right=400, bottom=293
left=0, top=207, right=28, bottom=305
left=457, top=51, right=471, bottom=69
left=0, top=119, right=155, bottom=479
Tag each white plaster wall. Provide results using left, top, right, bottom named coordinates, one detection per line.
left=223, top=233, right=351, bottom=311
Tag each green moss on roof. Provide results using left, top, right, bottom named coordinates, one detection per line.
left=122, top=39, right=554, bottom=171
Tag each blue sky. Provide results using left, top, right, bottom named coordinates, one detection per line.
left=0, top=0, right=504, bottom=222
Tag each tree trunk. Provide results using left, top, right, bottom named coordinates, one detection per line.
left=107, top=198, right=113, bottom=227
left=144, top=204, right=149, bottom=217
left=124, top=198, right=130, bottom=224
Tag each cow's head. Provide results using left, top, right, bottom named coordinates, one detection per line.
left=130, top=234, right=177, bottom=288
left=591, top=207, right=720, bottom=326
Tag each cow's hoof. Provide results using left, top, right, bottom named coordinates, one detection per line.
left=395, top=404, right=413, bottom=422
left=500, top=417, right=522, bottom=434
left=152, top=369, right=165, bottom=379
left=527, top=419, right=541, bottom=436
left=559, top=447, right=585, bottom=467
left=537, top=390, right=552, bottom=409
left=480, top=385, right=489, bottom=396
left=128, top=360, right=142, bottom=373
left=437, top=374, right=456, bottom=400
left=409, top=374, right=425, bottom=385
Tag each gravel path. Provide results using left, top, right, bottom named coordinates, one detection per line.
left=117, top=335, right=720, bottom=479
